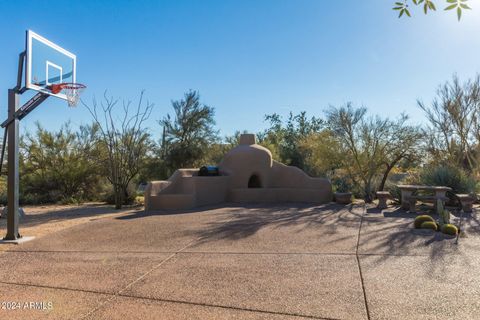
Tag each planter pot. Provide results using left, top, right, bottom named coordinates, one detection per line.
left=335, top=192, right=352, bottom=204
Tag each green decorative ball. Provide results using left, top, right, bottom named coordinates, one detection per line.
left=441, top=224, right=458, bottom=236
left=420, top=221, right=438, bottom=231
left=414, top=215, right=435, bottom=229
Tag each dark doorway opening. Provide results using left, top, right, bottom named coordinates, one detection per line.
left=248, top=174, right=262, bottom=188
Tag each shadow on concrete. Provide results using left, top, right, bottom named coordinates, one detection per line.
left=360, top=205, right=480, bottom=275
left=192, top=202, right=362, bottom=243
left=454, top=210, right=480, bottom=234
left=0, top=204, right=140, bottom=233
left=116, top=203, right=238, bottom=220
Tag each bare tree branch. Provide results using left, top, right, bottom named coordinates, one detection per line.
left=82, top=91, right=153, bottom=209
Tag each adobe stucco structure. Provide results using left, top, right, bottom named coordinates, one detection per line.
left=145, top=134, right=332, bottom=211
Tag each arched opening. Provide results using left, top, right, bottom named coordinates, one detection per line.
left=248, top=174, right=262, bottom=188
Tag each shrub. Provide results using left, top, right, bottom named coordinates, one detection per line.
left=414, top=215, right=435, bottom=229
left=421, top=221, right=438, bottom=231
left=441, top=224, right=458, bottom=236
left=331, top=175, right=353, bottom=193
left=20, top=122, right=104, bottom=205
left=19, top=192, right=51, bottom=205
left=59, top=197, right=84, bottom=205
left=417, top=165, right=476, bottom=194
left=135, top=196, right=145, bottom=206
left=103, top=191, right=136, bottom=206
left=103, top=183, right=137, bottom=206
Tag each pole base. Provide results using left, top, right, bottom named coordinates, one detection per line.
left=0, top=236, right=34, bottom=244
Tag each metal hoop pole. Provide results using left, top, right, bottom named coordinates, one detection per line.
left=0, top=127, right=7, bottom=175
left=4, top=89, right=20, bottom=240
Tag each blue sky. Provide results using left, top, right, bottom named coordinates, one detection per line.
left=1, top=0, right=480, bottom=140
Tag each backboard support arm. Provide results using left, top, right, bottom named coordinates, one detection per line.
left=15, top=51, right=26, bottom=94
left=1, top=92, right=49, bottom=128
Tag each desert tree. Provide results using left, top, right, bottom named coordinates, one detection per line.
left=260, top=112, right=324, bottom=169
left=83, top=91, right=154, bottom=209
left=377, top=115, right=423, bottom=191
left=418, top=75, right=480, bottom=173
left=297, top=129, right=344, bottom=177
left=326, top=103, right=421, bottom=202
left=160, top=90, right=218, bottom=172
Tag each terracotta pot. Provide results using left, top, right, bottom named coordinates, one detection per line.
left=335, top=192, right=352, bottom=204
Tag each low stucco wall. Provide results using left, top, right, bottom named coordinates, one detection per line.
left=270, top=161, right=330, bottom=189
left=146, top=193, right=196, bottom=211
left=145, top=173, right=230, bottom=211
left=193, top=176, right=230, bottom=207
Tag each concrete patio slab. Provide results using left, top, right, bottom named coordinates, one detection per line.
left=0, top=251, right=171, bottom=293
left=8, top=207, right=234, bottom=253
left=188, top=203, right=362, bottom=254
left=87, top=296, right=314, bottom=320
left=0, top=204, right=138, bottom=253
left=0, top=282, right=110, bottom=320
left=359, top=208, right=480, bottom=256
left=360, top=254, right=480, bottom=320
left=124, top=252, right=368, bottom=320
left=1, top=202, right=479, bottom=319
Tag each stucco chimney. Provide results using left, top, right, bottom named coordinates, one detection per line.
left=239, top=134, right=256, bottom=145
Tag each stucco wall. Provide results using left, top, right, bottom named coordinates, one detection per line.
left=145, top=134, right=332, bottom=211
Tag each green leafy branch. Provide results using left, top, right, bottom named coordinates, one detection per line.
left=393, top=0, right=471, bottom=20
left=445, top=0, right=471, bottom=20
left=393, top=1, right=412, bottom=17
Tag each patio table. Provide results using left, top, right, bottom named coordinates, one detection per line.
left=397, top=184, right=452, bottom=212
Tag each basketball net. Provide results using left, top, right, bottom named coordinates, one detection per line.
left=49, top=83, right=86, bottom=107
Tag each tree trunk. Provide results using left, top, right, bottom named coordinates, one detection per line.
left=123, top=186, right=130, bottom=205
left=364, top=180, right=373, bottom=203
left=364, top=192, right=373, bottom=203
left=114, top=185, right=122, bottom=209
left=379, top=164, right=394, bottom=191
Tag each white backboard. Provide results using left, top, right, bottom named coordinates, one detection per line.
left=26, top=30, right=77, bottom=101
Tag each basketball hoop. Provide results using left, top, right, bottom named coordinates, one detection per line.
left=49, top=83, right=86, bottom=107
